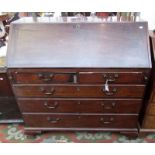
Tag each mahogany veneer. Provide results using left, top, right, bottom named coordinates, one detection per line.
left=6, top=17, right=152, bottom=136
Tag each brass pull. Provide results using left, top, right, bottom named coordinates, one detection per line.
left=47, top=117, right=61, bottom=123
left=77, top=101, right=81, bottom=105
left=40, top=87, right=55, bottom=95
left=38, top=73, right=54, bottom=82
left=100, top=117, right=114, bottom=124
left=73, top=74, right=77, bottom=83
left=102, top=79, right=117, bottom=96
left=101, top=102, right=116, bottom=109
left=44, top=101, right=58, bottom=109
left=76, top=87, right=80, bottom=91
left=103, top=88, right=117, bottom=96
left=0, top=112, right=3, bottom=115
left=0, top=77, right=3, bottom=80
left=144, top=76, right=148, bottom=82
left=103, top=73, right=119, bottom=82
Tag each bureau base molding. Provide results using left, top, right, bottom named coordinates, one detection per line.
left=138, top=129, right=155, bottom=137
left=24, top=127, right=138, bottom=132
left=24, top=127, right=139, bottom=138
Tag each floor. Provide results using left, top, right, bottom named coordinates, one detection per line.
left=0, top=124, right=155, bottom=143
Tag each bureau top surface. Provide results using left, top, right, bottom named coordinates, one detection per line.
left=7, top=18, right=151, bottom=68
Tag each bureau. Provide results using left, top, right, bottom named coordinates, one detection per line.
left=6, top=17, right=152, bottom=136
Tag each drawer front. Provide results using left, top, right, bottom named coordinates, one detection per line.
left=18, top=99, right=142, bottom=113
left=143, top=116, right=155, bottom=129
left=0, top=73, right=14, bottom=96
left=0, top=98, right=21, bottom=120
left=146, top=103, right=155, bottom=115
left=10, top=72, right=76, bottom=84
left=79, top=72, right=148, bottom=84
left=8, top=69, right=150, bottom=84
left=23, top=114, right=138, bottom=128
left=13, top=85, right=145, bottom=98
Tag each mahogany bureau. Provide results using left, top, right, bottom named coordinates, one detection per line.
left=6, top=17, right=152, bottom=136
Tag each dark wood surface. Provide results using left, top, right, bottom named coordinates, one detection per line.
left=8, top=68, right=150, bottom=84
left=0, top=73, right=14, bottom=96
left=0, top=72, right=22, bottom=123
left=23, top=114, right=138, bottom=128
left=141, top=33, right=155, bottom=130
left=7, top=21, right=151, bottom=68
left=7, top=20, right=152, bottom=136
left=0, top=97, right=21, bottom=121
left=18, top=98, right=142, bottom=113
left=12, top=84, right=146, bottom=98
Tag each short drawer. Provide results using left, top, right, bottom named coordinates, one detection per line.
left=9, top=72, right=76, bottom=84
left=78, top=72, right=149, bottom=84
left=23, top=114, right=138, bottom=128
left=143, top=116, right=155, bottom=129
left=13, top=85, right=146, bottom=98
left=18, top=98, right=142, bottom=113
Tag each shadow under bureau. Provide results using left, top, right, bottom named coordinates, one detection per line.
left=6, top=18, right=152, bottom=136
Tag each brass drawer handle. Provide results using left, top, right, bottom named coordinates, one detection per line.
left=102, top=79, right=117, bottom=96
left=101, top=102, right=116, bottom=109
left=103, top=73, right=119, bottom=82
left=38, top=73, right=54, bottom=82
left=102, top=88, right=117, bottom=96
left=47, top=117, right=61, bottom=123
left=144, top=76, right=148, bottom=82
left=73, top=74, right=77, bottom=83
left=40, top=87, right=55, bottom=95
left=100, top=117, right=114, bottom=124
left=44, top=101, right=58, bottom=109
left=0, top=77, right=4, bottom=80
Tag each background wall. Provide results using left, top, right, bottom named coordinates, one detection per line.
left=140, top=12, right=155, bottom=30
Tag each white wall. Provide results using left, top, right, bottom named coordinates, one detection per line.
left=140, top=12, right=155, bottom=30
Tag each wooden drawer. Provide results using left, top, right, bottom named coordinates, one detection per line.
left=0, top=98, right=21, bottom=120
left=18, top=98, right=142, bottom=113
left=0, top=73, right=14, bottom=96
left=23, top=114, right=138, bottom=128
left=146, top=103, right=155, bottom=115
left=143, top=116, right=155, bottom=129
left=13, top=84, right=145, bottom=98
left=9, top=70, right=150, bottom=85
left=9, top=72, right=76, bottom=84
left=78, top=72, right=148, bottom=84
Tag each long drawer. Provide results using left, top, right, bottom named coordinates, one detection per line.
left=9, top=70, right=149, bottom=84
left=23, top=114, right=138, bottom=128
left=18, top=98, right=142, bottom=113
left=13, top=85, right=145, bottom=98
